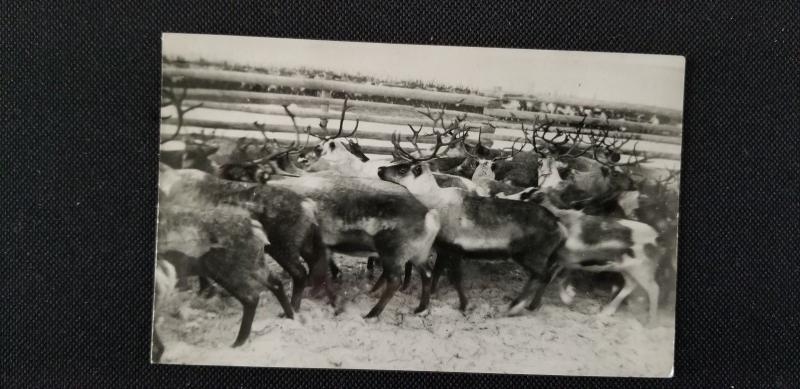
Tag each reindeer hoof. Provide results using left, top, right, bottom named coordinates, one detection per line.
left=559, top=284, right=576, bottom=305
left=507, top=301, right=526, bottom=317
left=291, top=301, right=302, bottom=312
left=526, top=300, right=542, bottom=311
left=598, top=307, right=617, bottom=317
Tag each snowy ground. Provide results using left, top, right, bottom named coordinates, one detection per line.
left=156, top=253, right=675, bottom=377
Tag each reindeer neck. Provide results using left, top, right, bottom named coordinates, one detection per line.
left=407, top=175, right=464, bottom=209
left=539, top=158, right=564, bottom=188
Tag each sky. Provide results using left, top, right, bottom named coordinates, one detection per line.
left=162, top=33, right=686, bottom=111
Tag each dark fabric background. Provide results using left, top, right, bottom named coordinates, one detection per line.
left=3, top=1, right=798, bottom=387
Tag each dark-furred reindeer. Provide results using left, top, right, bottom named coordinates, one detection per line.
left=378, top=126, right=565, bottom=315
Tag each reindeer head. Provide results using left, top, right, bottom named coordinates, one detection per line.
left=378, top=161, right=435, bottom=193
left=516, top=115, right=646, bottom=189
left=184, top=133, right=220, bottom=160
left=300, top=97, right=365, bottom=165
left=472, top=159, right=495, bottom=180
left=316, top=138, right=368, bottom=163
left=380, top=109, right=470, bottom=192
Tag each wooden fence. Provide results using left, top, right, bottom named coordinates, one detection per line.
left=160, top=66, right=683, bottom=170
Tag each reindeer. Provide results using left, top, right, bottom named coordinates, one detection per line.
left=518, top=117, right=643, bottom=213
left=512, top=119, right=664, bottom=316
left=293, top=97, right=390, bottom=179
left=156, top=197, right=295, bottom=348
left=218, top=119, right=311, bottom=183
left=159, top=164, right=328, bottom=313
left=268, top=175, right=442, bottom=317
left=151, top=258, right=176, bottom=362
left=298, top=102, right=480, bottom=285
left=529, top=189, right=663, bottom=324
left=378, top=127, right=565, bottom=315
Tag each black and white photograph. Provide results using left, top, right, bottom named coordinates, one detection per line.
left=154, top=33, right=684, bottom=377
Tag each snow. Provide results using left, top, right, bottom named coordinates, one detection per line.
left=156, top=254, right=675, bottom=377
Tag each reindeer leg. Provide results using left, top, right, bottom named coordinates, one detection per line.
left=232, top=296, right=258, bottom=347
left=509, top=253, right=552, bottom=316
left=151, top=326, right=164, bottom=363
left=600, top=272, right=637, bottom=317
left=364, top=262, right=402, bottom=319
left=306, top=246, right=337, bottom=307
left=414, top=261, right=434, bottom=314
left=400, top=261, right=413, bottom=292
left=529, top=262, right=563, bottom=310
left=627, top=265, right=660, bottom=325
left=270, top=247, right=308, bottom=312
left=366, top=256, right=377, bottom=278
left=262, top=273, right=293, bottom=320
left=558, top=273, right=577, bottom=306
left=328, top=260, right=341, bottom=281
left=447, top=255, right=468, bottom=311
left=431, top=251, right=449, bottom=293
left=369, top=270, right=387, bottom=294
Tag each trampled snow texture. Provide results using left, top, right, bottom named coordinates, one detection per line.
left=4, top=1, right=799, bottom=388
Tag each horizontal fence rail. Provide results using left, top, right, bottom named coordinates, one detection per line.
left=173, top=100, right=496, bottom=133
left=160, top=64, right=683, bottom=171
left=500, top=94, right=683, bottom=121
left=484, top=109, right=682, bottom=137
left=162, top=117, right=681, bottom=161
left=174, top=88, right=496, bottom=122
left=163, top=67, right=498, bottom=107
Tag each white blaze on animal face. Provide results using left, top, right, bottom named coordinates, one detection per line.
left=538, top=157, right=566, bottom=188
left=471, top=159, right=495, bottom=181
left=317, top=139, right=353, bottom=164
left=617, top=191, right=642, bottom=219
left=378, top=162, right=429, bottom=192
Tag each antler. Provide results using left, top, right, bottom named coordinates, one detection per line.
left=247, top=112, right=312, bottom=165
left=392, top=107, right=470, bottom=163
left=161, top=86, right=203, bottom=142
left=572, top=122, right=648, bottom=168
left=330, top=97, right=360, bottom=139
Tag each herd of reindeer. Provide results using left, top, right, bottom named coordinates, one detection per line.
left=153, top=98, right=680, bottom=362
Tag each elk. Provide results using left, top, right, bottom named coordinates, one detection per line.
left=529, top=189, right=663, bottom=324
left=379, top=127, right=565, bottom=315
left=156, top=195, right=295, bottom=348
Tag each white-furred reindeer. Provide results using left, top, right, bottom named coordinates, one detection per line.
left=531, top=189, right=663, bottom=324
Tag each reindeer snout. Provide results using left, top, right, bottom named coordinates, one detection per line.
left=377, top=166, right=386, bottom=179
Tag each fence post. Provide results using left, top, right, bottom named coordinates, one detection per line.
left=319, top=90, right=330, bottom=132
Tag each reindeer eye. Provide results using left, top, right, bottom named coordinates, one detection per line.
left=329, top=143, right=336, bottom=150
left=398, top=166, right=409, bottom=174
left=412, top=165, right=423, bottom=176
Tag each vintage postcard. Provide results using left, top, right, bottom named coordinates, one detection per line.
left=154, top=32, right=683, bottom=377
